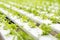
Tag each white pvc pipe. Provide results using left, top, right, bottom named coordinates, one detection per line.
left=2, top=3, right=60, bottom=33
left=2, top=3, right=52, bottom=24
left=0, top=8, right=43, bottom=40
left=0, top=2, right=58, bottom=40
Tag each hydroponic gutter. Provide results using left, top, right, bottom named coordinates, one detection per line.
left=7, top=1, right=60, bottom=34
left=0, top=1, right=58, bottom=38
left=2, top=3, right=60, bottom=33
left=0, top=8, right=57, bottom=40
left=3, top=3, right=52, bottom=24
left=0, top=8, right=43, bottom=40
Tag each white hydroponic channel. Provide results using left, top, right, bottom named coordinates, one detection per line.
left=0, top=1, right=60, bottom=40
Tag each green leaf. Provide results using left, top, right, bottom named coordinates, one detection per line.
left=39, top=24, right=52, bottom=35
